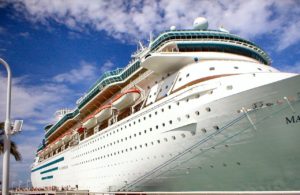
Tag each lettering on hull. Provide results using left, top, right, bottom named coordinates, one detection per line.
left=286, top=115, right=300, bottom=124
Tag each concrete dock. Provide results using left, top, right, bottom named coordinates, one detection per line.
left=8, top=191, right=300, bottom=195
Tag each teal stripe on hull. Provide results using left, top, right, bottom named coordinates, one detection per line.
left=32, top=157, right=64, bottom=172
left=41, top=175, right=53, bottom=180
left=40, top=167, right=58, bottom=174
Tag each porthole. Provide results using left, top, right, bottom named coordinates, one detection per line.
left=169, top=120, right=172, bottom=124
left=161, top=108, right=164, bottom=112
left=195, top=111, right=200, bottom=115
left=234, top=66, right=239, bottom=69
left=149, top=114, right=152, bottom=118
left=209, top=67, right=215, bottom=71
left=157, top=140, right=160, bottom=144
left=201, top=128, right=207, bottom=133
left=162, top=123, right=165, bottom=127
left=177, top=117, right=181, bottom=121
left=168, top=105, right=171, bottom=109
left=156, top=125, right=159, bottom=129
left=258, top=68, right=262, bottom=71
left=159, top=89, right=162, bottom=92
left=186, top=73, right=190, bottom=77
left=177, top=102, right=180, bottom=106
left=178, top=78, right=182, bottom=82
left=150, top=128, right=152, bottom=131
left=186, top=114, right=190, bottom=119
left=165, top=85, right=169, bottom=89
left=213, top=126, right=220, bottom=130
left=144, top=130, right=147, bottom=133
left=172, top=136, right=176, bottom=140
left=206, top=107, right=211, bottom=112
left=227, top=85, right=233, bottom=90
left=134, top=134, right=136, bottom=137
left=164, top=138, right=168, bottom=142
left=155, top=111, right=157, bottom=115
left=181, top=133, right=186, bottom=138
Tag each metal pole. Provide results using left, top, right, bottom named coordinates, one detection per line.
left=0, top=58, right=12, bottom=195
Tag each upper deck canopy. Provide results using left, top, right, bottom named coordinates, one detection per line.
left=149, top=30, right=271, bottom=65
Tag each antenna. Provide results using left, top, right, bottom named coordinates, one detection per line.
left=138, top=41, right=144, bottom=50
left=148, top=32, right=153, bottom=47
left=219, top=25, right=230, bottom=33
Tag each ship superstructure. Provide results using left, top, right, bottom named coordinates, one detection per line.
left=31, top=18, right=300, bottom=192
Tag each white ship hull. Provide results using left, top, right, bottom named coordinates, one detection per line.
left=31, top=74, right=300, bottom=192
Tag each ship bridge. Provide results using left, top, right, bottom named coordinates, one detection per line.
left=149, top=30, right=271, bottom=65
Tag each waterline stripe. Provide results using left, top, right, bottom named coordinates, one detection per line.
left=31, top=157, right=64, bottom=172
left=41, top=175, right=53, bottom=180
left=40, top=167, right=58, bottom=175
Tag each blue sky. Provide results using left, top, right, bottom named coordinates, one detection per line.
left=0, top=0, right=300, bottom=187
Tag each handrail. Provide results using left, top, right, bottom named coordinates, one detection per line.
left=45, top=61, right=141, bottom=139
left=150, top=30, right=271, bottom=65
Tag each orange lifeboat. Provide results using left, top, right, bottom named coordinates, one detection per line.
left=94, top=104, right=112, bottom=123
left=112, top=88, right=141, bottom=110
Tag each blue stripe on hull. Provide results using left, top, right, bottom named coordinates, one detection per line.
left=32, top=157, right=64, bottom=172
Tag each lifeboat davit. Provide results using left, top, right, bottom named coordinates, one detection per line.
left=94, top=104, right=112, bottom=123
left=112, top=89, right=141, bottom=110
left=82, top=115, right=97, bottom=129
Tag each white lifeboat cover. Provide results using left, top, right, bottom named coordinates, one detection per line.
left=82, top=116, right=97, bottom=129
left=94, top=105, right=112, bottom=123
left=112, top=89, right=141, bottom=110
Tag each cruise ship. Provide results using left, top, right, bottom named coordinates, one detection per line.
left=31, top=18, right=300, bottom=192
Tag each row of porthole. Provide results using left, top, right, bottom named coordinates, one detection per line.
left=75, top=101, right=182, bottom=151
left=74, top=114, right=220, bottom=164
left=177, top=66, right=273, bottom=82
left=73, top=106, right=209, bottom=159
left=74, top=133, right=188, bottom=165
left=75, top=92, right=212, bottom=155
left=76, top=103, right=173, bottom=150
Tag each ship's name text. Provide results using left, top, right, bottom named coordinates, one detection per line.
left=286, top=115, right=300, bottom=124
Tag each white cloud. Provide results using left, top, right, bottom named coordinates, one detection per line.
left=0, top=73, right=73, bottom=123
left=53, top=61, right=97, bottom=84
left=100, top=60, right=115, bottom=73
left=276, top=20, right=300, bottom=51
left=8, top=0, right=300, bottom=49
